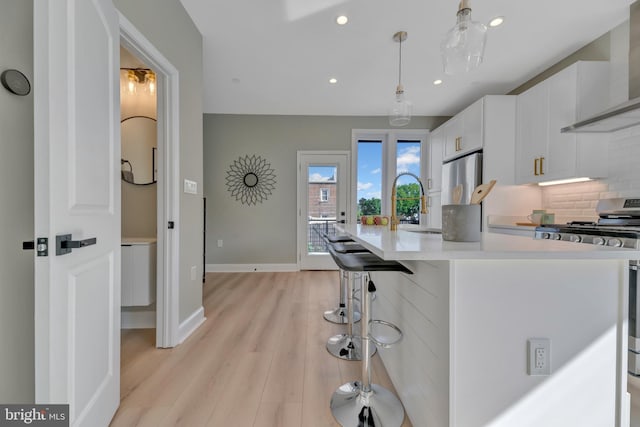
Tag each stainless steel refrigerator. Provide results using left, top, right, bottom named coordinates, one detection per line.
left=442, top=151, right=483, bottom=206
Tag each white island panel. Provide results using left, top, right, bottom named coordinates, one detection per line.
left=451, top=259, right=624, bottom=427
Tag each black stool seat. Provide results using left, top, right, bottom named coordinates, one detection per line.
left=328, top=247, right=412, bottom=275
left=323, top=233, right=354, bottom=244
left=330, top=242, right=369, bottom=254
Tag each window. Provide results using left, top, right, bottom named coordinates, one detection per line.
left=352, top=130, right=428, bottom=223
left=320, top=188, right=329, bottom=202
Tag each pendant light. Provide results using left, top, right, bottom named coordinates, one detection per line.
left=389, top=31, right=412, bottom=127
left=441, top=0, right=487, bottom=75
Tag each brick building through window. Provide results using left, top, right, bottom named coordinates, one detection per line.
left=308, top=177, right=336, bottom=219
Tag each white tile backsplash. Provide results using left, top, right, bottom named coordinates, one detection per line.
left=542, top=124, right=640, bottom=220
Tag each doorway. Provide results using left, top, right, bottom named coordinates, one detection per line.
left=119, top=46, right=159, bottom=337
left=119, top=13, right=180, bottom=348
left=297, top=151, right=350, bottom=270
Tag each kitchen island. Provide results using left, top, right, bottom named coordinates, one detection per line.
left=337, top=224, right=639, bottom=427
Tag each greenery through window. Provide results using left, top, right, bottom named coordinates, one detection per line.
left=354, top=132, right=426, bottom=223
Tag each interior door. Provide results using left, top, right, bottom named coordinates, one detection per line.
left=33, top=1, right=121, bottom=426
left=298, top=152, right=349, bottom=270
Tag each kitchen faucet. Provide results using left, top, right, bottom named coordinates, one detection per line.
left=390, top=172, right=427, bottom=231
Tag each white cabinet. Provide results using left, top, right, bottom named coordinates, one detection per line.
left=426, top=192, right=442, bottom=229
left=430, top=95, right=521, bottom=230
left=122, top=238, right=156, bottom=307
left=427, top=128, right=444, bottom=192
left=515, top=61, right=610, bottom=184
left=443, top=98, right=484, bottom=161
left=426, top=128, right=444, bottom=229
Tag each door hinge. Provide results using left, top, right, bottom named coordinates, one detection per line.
left=168, top=221, right=175, bottom=229
left=23, top=237, right=48, bottom=257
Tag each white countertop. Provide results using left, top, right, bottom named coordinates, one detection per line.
left=336, top=224, right=640, bottom=261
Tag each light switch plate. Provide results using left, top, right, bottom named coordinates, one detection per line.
left=184, top=179, right=197, bottom=194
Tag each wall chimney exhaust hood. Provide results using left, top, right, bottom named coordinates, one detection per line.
left=562, top=0, right=640, bottom=134
left=560, top=97, right=640, bottom=133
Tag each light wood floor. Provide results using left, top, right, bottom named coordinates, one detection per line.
left=110, top=271, right=413, bottom=427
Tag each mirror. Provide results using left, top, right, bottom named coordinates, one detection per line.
left=121, top=115, right=157, bottom=185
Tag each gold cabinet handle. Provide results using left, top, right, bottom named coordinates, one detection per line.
left=455, top=137, right=462, bottom=151
left=540, top=157, right=545, bottom=175
left=534, top=158, right=539, bottom=176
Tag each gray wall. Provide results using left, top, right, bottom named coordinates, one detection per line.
left=0, top=0, right=34, bottom=403
left=203, top=115, right=447, bottom=266
left=509, top=31, right=611, bottom=95
left=115, top=0, right=204, bottom=323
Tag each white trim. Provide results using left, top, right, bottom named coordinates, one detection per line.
left=206, top=263, right=300, bottom=273
left=121, top=310, right=156, bottom=329
left=178, top=307, right=206, bottom=344
left=118, top=12, right=181, bottom=348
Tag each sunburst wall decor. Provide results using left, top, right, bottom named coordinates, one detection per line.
left=225, top=155, right=277, bottom=205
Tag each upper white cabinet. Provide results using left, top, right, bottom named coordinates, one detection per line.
left=515, top=61, right=610, bottom=184
left=443, top=99, right=484, bottom=161
left=427, top=128, right=444, bottom=192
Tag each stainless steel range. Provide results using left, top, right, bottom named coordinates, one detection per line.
left=535, top=197, right=640, bottom=375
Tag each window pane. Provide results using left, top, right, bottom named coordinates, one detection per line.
left=396, top=140, right=421, bottom=224
left=357, top=141, right=382, bottom=218
left=307, top=165, right=337, bottom=253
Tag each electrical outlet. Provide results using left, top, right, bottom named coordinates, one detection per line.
left=217, top=239, right=223, bottom=248
left=527, top=338, right=551, bottom=376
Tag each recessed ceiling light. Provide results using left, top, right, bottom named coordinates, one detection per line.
left=329, top=78, right=338, bottom=84
left=433, top=79, right=443, bottom=85
left=489, top=16, right=504, bottom=27
left=336, top=15, right=348, bottom=25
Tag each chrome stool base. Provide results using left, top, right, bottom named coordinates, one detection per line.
left=323, top=306, right=361, bottom=324
left=330, top=381, right=404, bottom=427
left=326, top=334, right=376, bottom=361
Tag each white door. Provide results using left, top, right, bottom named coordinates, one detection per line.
left=297, top=151, right=349, bottom=270
left=33, top=1, right=121, bottom=426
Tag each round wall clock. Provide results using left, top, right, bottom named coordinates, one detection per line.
left=1, top=69, right=31, bottom=96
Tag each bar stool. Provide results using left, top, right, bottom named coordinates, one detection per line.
left=322, top=234, right=362, bottom=324
left=326, top=244, right=376, bottom=361
left=329, top=251, right=412, bottom=427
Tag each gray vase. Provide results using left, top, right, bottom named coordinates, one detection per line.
left=441, top=204, right=481, bottom=242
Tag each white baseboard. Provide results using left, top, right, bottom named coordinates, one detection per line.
left=121, top=309, right=155, bottom=329
left=206, top=263, right=299, bottom=273
left=178, top=306, right=205, bottom=344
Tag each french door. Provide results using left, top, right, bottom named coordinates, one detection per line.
left=297, top=151, right=350, bottom=270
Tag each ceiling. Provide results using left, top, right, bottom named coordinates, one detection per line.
left=178, top=0, right=633, bottom=117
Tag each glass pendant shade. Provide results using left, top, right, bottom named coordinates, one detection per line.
left=441, top=3, right=487, bottom=75
left=389, top=85, right=412, bottom=127
left=389, top=31, right=411, bottom=127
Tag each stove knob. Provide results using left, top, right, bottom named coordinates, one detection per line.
left=569, top=235, right=582, bottom=243
left=541, top=232, right=550, bottom=239
left=607, top=238, right=622, bottom=248
left=593, top=237, right=605, bottom=245
left=552, top=233, right=561, bottom=240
